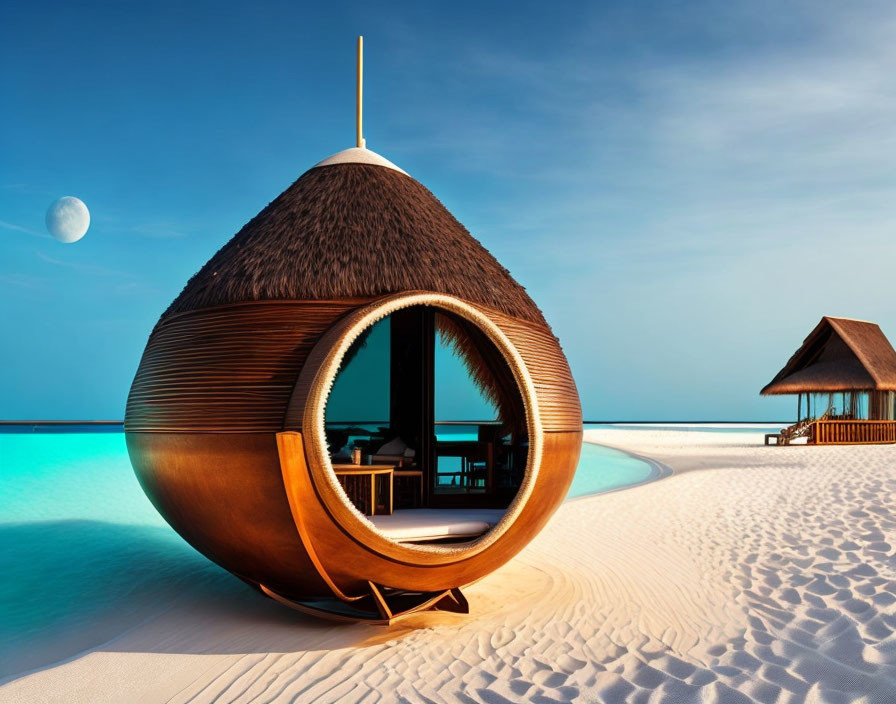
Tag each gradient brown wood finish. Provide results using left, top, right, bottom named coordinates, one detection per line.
left=126, top=300, right=367, bottom=433
left=481, top=307, right=581, bottom=433
left=125, top=293, right=582, bottom=610
left=126, top=300, right=366, bottom=599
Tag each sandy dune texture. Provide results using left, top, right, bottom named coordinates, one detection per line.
left=2, top=428, right=895, bottom=703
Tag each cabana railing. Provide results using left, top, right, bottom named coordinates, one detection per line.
left=811, top=420, right=896, bottom=445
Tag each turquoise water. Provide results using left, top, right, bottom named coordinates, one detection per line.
left=566, top=442, right=659, bottom=498
left=324, top=422, right=488, bottom=444
left=0, top=432, right=232, bottom=678
left=434, top=426, right=481, bottom=442
left=0, top=430, right=655, bottom=678
left=587, top=423, right=785, bottom=434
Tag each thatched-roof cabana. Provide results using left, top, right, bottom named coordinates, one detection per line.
left=761, top=317, right=896, bottom=445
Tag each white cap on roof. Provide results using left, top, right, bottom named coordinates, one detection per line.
left=312, top=147, right=408, bottom=175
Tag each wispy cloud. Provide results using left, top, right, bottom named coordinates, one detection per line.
left=129, top=222, right=190, bottom=239
left=32, top=250, right=158, bottom=295
left=0, top=273, right=46, bottom=290
left=0, top=220, right=50, bottom=239
left=34, top=251, right=132, bottom=278
left=370, top=2, right=896, bottom=418
left=94, top=211, right=193, bottom=239
left=111, top=280, right=160, bottom=295
left=0, top=183, right=52, bottom=196
left=400, top=2, right=896, bottom=266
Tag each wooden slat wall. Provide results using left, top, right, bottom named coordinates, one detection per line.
left=127, top=295, right=581, bottom=435
left=125, top=301, right=364, bottom=433
left=479, top=308, right=582, bottom=433
left=813, top=419, right=896, bottom=445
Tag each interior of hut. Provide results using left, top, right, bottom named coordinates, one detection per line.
left=323, top=306, right=529, bottom=544
left=776, top=390, right=896, bottom=445
left=794, top=391, right=896, bottom=424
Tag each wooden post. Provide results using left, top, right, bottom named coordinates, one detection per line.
left=356, top=36, right=364, bottom=148
left=390, top=307, right=434, bottom=505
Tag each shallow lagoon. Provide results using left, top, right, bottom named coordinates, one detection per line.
left=0, top=429, right=657, bottom=679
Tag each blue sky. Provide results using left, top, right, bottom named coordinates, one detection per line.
left=2, top=0, right=895, bottom=420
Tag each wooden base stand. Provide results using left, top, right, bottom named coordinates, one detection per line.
left=259, top=582, right=469, bottom=625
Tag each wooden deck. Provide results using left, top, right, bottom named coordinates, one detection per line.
left=811, top=420, right=896, bottom=445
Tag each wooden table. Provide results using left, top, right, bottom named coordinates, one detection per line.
left=332, top=464, right=394, bottom=515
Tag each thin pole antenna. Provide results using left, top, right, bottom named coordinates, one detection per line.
left=356, top=36, right=364, bottom=148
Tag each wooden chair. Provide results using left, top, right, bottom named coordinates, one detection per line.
left=462, top=442, right=494, bottom=492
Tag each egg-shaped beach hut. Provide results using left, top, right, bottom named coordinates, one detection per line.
left=125, top=145, right=582, bottom=622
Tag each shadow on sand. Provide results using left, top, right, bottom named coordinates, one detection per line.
left=0, top=519, right=399, bottom=681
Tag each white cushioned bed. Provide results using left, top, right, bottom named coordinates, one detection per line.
left=368, top=509, right=506, bottom=543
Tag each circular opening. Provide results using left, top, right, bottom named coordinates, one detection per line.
left=301, top=293, right=543, bottom=562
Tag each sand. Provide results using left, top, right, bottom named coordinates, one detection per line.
left=2, top=427, right=895, bottom=703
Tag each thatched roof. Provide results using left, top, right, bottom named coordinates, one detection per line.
left=162, top=153, right=545, bottom=325
left=436, top=312, right=526, bottom=435
left=761, top=317, right=896, bottom=395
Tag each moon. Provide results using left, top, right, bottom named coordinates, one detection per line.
left=46, top=196, right=90, bottom=243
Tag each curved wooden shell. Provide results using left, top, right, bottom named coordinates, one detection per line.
left=125, top=293, right=581, bottom=603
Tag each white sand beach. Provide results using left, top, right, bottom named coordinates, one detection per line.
left=2, top=427, right=895, bottom=703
